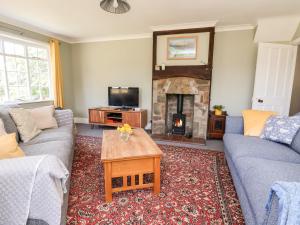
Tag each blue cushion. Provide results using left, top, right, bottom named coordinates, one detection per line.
left=291, top=129, right=300, bottom=154
left=291, top=112, right=300, bottom=154
left=234, top=157, right=300, bottom=225
left=223, top=133, right=300, bottom=163
left=261, top=115, right=300, bottom=145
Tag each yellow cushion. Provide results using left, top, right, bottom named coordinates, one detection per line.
left=242, top=110, right=277, bottom=137
left=0, top=133, right=25, bottom=160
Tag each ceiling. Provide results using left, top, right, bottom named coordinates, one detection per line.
left=0, top=0, right=299, bottom=43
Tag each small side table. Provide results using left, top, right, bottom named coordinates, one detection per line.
left=208, top=111, right=227, bottom=139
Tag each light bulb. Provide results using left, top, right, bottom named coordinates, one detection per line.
left=113, top=0, right=118, bottom=8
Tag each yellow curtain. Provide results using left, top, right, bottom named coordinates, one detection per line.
left=49, top=39, right=64, bottom=108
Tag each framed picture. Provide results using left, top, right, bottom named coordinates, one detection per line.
left=167, top=36, right=198, bottom=60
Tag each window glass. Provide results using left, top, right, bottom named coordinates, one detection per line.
left=0, top=55, right=6, bottom=102
left=28, top=46, right=37, bottom=58
left=0, top=36, right=52, bottom=103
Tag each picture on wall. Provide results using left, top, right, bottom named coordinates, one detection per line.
left=167, top=36, right=198, bottom=60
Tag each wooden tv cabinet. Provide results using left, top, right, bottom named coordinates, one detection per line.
left=88, top=107, right=147, bottom=128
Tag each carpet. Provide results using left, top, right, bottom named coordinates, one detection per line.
left=67, top=135, right=245, bottom=225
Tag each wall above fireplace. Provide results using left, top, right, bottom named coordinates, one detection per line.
left=152, top=27, right=215, bottom=80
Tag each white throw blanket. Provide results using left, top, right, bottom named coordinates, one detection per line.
left=0, top=155, right=69, bottom=225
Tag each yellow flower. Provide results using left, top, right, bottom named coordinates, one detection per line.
left=123, top=124, right=131, bottom=129
left=117, top=124, right=133, bottom=134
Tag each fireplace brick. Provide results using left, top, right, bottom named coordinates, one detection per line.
left=152, top=77, right=210, bottom=139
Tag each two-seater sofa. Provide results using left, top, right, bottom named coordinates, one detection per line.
left=0, top=106, right=75, bottom=225
left=223, top=113, right=300, bottom=225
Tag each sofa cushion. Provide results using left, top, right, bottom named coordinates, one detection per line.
left=291, top=130, right=300, bottom=154
left=20, top=140, right=73, bottom=168
left=261, top=115, right=300, bottom=145
left=0, top=133, right=25, bottom=159
left=0, top=106, right=19, bottom=142
left=242, top=110, right=276, bottom=136
left=29, top=105, right=58, bottom=130
left=9, top=108, right=41, bottom=143
left=292, top=112, right=300, bottom=154
left=234, top=157, right=300, bottom=225
left=223, top=133, right=300, bottom=163
left=0, top=118, right=7, bottom=136
left=22, top=125, right=73, bottom=146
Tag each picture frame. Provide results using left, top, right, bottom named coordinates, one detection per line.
left=167, top=36, right=198, bottom=60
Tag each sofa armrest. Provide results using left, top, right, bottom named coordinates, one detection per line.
left=54, top=109, right=73, bottom=127
left=225, top=116, right=244, bottom=134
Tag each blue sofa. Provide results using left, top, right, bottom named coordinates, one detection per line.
left=223, top=114, right=300, bottom=225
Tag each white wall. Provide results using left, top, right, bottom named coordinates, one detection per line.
left=211, top=29, right=258, bottom=115
left=71, top=38, right=153, bottom=119
left=60, top=42, right=73, bottom=109
left=69, top=29, right=258, bottom=119
left=156, top=32, right=210, bottom=66
left=290, top=47, right=300, bottom=115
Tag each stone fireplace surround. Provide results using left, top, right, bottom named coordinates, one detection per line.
left=152, top=77, right=210, bottom=139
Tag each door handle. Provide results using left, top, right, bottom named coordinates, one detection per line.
left=258, top=99, right=264, bottom=103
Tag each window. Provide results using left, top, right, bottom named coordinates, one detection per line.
left=0, top=36, right=52, bottom=103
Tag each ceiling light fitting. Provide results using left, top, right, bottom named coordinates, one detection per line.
left=100, top=0, right=130, bottom=14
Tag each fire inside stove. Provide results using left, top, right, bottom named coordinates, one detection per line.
left=174, top=118, right=183, bottom=127
left=172, top=114, right=186, bottom=135
left=171, top=94, right=186, bottom=135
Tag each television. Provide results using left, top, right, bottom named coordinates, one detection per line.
left=108, top=87, right=139, bottom=108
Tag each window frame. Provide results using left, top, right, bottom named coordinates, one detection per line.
left=0, top=34, right=53, bottom=104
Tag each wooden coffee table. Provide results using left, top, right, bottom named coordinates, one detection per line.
left=101, top=128, right=163, bottom=202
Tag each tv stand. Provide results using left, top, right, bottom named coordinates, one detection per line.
left=88, top=107, right=147, bottom=128
left=115, top=107, right=132, bottom=111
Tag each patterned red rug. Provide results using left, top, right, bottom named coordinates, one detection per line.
left=67, top=135, right=244, bottom=225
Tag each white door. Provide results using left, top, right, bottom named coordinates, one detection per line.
left=252, top=43, right=298, bottom=115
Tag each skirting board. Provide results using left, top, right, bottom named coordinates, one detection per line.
left=74, top=117, right=89, bottom=124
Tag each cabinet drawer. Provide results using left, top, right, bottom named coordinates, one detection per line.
left=123, top=112, right=141, bottom=128
left=89, top=110, right=105, bottom=123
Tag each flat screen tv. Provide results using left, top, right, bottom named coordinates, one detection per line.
left=108, top=87, right=139, bottom=108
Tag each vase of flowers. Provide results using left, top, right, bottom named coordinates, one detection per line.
left=117, top=124, right=133, bottom=141
left=213, top=105, right=225, bottom=116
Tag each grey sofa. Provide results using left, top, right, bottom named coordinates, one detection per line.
left=0, top=106, right=75, bottom=225
left=223, top=114, right=300, bottom=225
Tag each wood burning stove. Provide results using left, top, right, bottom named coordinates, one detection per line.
left=172, top=94, right=186, bottom=135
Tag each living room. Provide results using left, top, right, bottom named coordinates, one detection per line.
left=0, top=0, right=300, bottom=225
